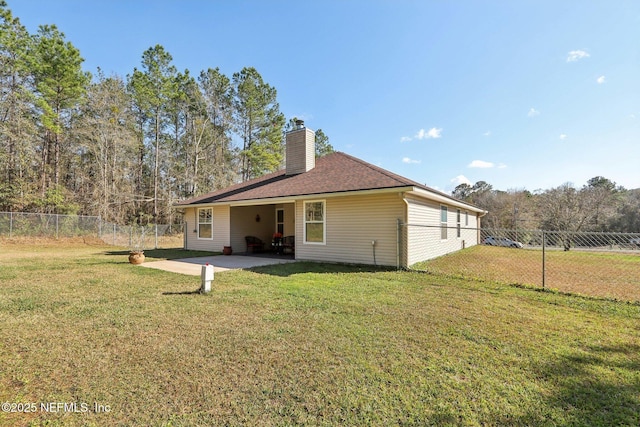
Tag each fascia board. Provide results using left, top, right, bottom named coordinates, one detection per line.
left=408, top=188, right=488, bottom=215
left=173, top=186, right=416, bottom=208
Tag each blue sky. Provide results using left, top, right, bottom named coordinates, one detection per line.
left=9, top=0, right=640, bottom=192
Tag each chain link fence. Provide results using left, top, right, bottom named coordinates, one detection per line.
left=0, top=212, right=183, bottom=250
left=0, top=212, right=100, bottom=239
left=401, top=223, right=640, bottom=303
left=98, top=221, right=181, bottom=250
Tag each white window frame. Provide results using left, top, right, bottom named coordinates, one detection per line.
left=276, top=208, right=284, bottom=235
left=303, top=200, right=326, bottom=245
left=465, top=211, right=469, bottom=226
left=440, top=205, right=448, bottom=240
left=456, top=209, right=461, bottom=238
left=197, top=207, right=213, bottom=240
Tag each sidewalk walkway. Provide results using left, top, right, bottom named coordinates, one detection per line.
left=140, top=255, right=296, bottom=276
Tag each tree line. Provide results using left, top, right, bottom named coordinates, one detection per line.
left=0, top=2, right=332, bottom=224
left=453, top=177, right=640, bottom=233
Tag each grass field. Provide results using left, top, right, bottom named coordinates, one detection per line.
left=1, top=241, right=639, bottom=426
left=413, top=245, right=640, bottom=303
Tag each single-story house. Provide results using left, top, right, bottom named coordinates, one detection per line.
left=175, top=121, right=486, bottom=268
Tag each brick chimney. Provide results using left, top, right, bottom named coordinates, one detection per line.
left=285, top=119, right=315, bottom=175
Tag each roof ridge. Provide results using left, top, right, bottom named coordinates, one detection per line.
left=332, top=151, right=473, bottom=203
left=333, top=151, right=414, bottom=186
left=176, top=150, right=483, bottom=211
left=178, top=168, right=286, bottom=205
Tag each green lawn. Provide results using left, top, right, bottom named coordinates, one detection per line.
left=1, top=241, right=639, bottom=426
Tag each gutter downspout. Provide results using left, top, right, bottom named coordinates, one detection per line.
left=399, top=194, right=410, bottom=270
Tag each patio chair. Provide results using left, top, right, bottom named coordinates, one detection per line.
left=282, top=235, right=295, bottom=254
left=245, top=236, right=264, bottom=253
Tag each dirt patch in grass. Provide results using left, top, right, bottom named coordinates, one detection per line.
left=413, top=245, right=640, bottom=302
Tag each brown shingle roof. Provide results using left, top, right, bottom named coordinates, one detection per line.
left=176, top=152, right=451, bottom=206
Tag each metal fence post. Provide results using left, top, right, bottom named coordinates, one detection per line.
left=55, top=214, right=59, bottom=239
left=155, top=223, right=158, bottom=249
left=113, top=224, right=116, bottom=246
left=9, top=212, right=13, bottom=238
left=542, top=230, right=546, bottom=289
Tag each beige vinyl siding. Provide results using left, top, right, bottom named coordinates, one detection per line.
left=295, top=193, right=404, bottom=266
left=404, top=195, right=479, bottom=266
left=184, top=206, right=230, bottom=252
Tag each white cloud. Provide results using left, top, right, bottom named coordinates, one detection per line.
left=497, top=163, right=507, bottom=169
left=401, top=127, right=443, bottom=142
left=416, top=127, right=442, bottom=139
left=597, top=75, right=606, bottom=84
left=528, top=108, right=540, bottom=118
left=402, top=157, right=421, bottom=164
left=468, top=160, right=494, bottom=168
left=567, top=49, right=590, bottom=62
left=483, top=131, right=491, bottom=137
left=559, top=134, right=567, bottom=140
left=450, top=175, right=472, bottom=186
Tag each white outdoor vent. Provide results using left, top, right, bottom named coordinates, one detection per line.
left=285, top=120, right=315, bottom=175
left=200, top=263, right=214, bottom=293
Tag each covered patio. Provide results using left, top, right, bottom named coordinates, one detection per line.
left=229, top=203, right=296, bottom=256
left=141, top=254, right=296, bottom=276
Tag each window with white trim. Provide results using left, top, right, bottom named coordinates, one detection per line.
left=304, top=200, right=325, bottom=244
left=456, top=209, right=461, bottom=238
left=198, top=208, right=212, bottom=239
left=440, top=205, right=448, bottom=240
left=465, top=211, right=469, bottom=226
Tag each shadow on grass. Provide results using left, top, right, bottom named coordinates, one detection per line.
left=104, top=248, right=217, bottom=260
left=247, top=261, right=395, bottom=277
left=162, top=289, right=201, bottom=296
left=501, top=343, right=640, bottom=426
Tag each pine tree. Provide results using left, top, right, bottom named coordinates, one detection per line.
left=30, top=24, right=89, bottom=194
left=0, top=1, right=36, bottom=210
left=127, top=45, right=177, bottom=220
left=197, top=67, right=236, bottom=193
left=72, top=70, right=137, bottom=222
left=232, top=67, right=285, bottom=181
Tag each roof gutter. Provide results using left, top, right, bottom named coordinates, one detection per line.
left=174, top=186, right=416, bottom=208
left=408, top=187, right=487, bottom=215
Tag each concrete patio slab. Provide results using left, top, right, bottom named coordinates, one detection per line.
left=140, top=255, right=296, bottom=276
